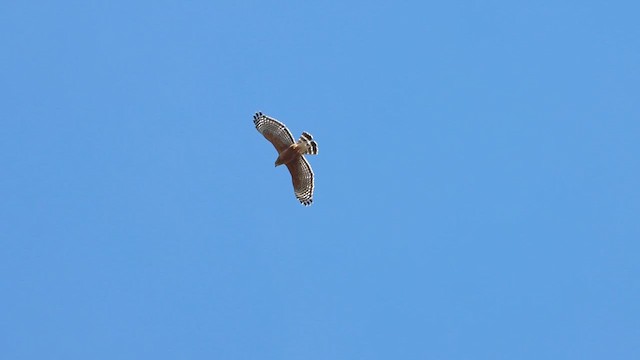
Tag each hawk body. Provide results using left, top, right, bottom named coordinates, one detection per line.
left=275, top=144, right=304, bottom=167
left=275, top=132, right=318, bottom=166
left=253, top=112, right=318, bottom=206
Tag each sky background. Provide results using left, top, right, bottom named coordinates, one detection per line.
left=1, top=1, right=639, bottom=359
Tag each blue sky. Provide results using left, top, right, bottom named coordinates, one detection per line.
left=1, top=1, right=639, bottom=359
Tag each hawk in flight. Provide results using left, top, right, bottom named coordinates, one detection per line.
left=253, top=112, right=318, bottom=206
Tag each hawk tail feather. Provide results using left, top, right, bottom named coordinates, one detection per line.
left=298, top=132, right=318, bottom=155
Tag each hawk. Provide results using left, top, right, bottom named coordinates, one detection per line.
left=253, top=112, right=318, bottom=206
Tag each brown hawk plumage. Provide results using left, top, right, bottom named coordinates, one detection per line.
left=253, top=112, right=318, bottom=206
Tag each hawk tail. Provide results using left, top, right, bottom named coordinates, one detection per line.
left=298, top=132, right=318, bottom=155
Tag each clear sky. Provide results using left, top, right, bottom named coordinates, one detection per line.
left=2, top=1, right=639, bottom=359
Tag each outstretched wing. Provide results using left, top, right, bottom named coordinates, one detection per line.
left=286, top=156, right=314, bottom=206
left=253, top=112, right=295, bottom=153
